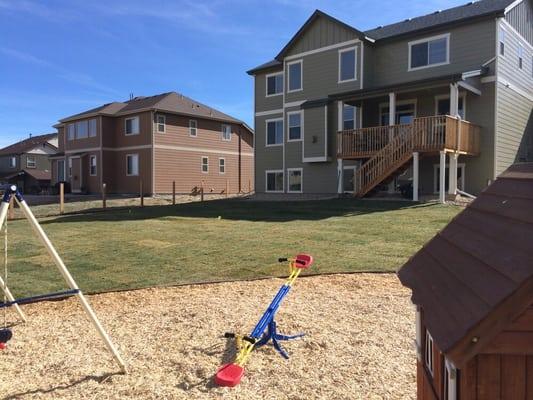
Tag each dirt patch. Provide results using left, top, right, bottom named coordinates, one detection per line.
left=136, top=239, right=175, bottom=249
left=0, top=274, right=416, bottom=399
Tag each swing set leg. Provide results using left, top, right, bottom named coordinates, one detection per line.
left=0, top=274, right=26, bottom=323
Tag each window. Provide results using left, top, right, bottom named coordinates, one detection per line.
left=68, top=158, right=72, bottom=178
left=125, top=116, right=140, bottom=135
left=67, top=124, right=76, bottom=141
left=266, top=73, right=283, bottom=96
left=201, top=156, right=209, bottom=173
left=499, top=27, right=506, bottom=56
left=288, top=112, right=302, bottom=141
left=409, top=34, right=450, bottom=70
left=57, top=160, right=65, bottom=182
left=126, top=154, right=139, bottom=176
left=518, top=44, right=524, bottom=69
left=219, top=158, right=225, bottom=174
left=266, top=119, right=283, bottom=146
left=88, top=119, right=97, bottom=137
left=266, top=170, right=283, bottom=192
left=76, top=120, right=88, bottom=139
left=287, top=168, right=303, bottom=193
left=222, top=125, right=232, bottom=141
left=156, top=115, right=165, bottom=133
left=9, top=156, right=16, bottom=169
left=89, top=155, right=97, bottom=176
left=339, top=47, right=357, bottom=82
left=26, top=156, right=36, bottom=169
left=380, top=102, right=417, bottom=125
left=288, top=60, right=302, bottom=92
left=425, top=330, right=434, bottom=376
left=189, top=120, right=197, bottom=137
left=343, top=105, right=356, bottom=130
left=436, top=95, right=466, bottom=119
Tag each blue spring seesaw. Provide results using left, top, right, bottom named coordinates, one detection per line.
left=215, top=254, right=313, bottom=387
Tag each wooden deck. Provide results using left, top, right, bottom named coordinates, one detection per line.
left=337, top=115, right=481, bottom=159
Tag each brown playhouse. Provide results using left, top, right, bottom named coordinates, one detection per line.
left=399, top=163, right=533, bottom=400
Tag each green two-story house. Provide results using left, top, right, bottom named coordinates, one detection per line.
left=248, top=0, right=533, bottom=201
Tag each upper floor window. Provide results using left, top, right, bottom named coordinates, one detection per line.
left=499, top=27, right=506, bottom=56
left=126, top=154, right=139, bottom=176
left=125, top=116, right=140, bottom=135
left=222, top=125, right=231, bottom=141
left=189, top=120, right=197, bottom=137
left=266, top=118, right=283, bottom=146
left=9, top=156, right=16, bottom=168
left=343, top=105, right=356, bottom=130
left=425, top=330, right=434, bottom=376
left=339, top=47, right=357, bottom=82
left=89, top=155, right=97, bottom=176
left=67, top=124, right=76, bottom=141
left=288, top=60, right=302, bottom=92
left=266, top=73, right=283, bottom=96
left=88, top=119, right=97, bottom=137
left=288, top=111, right=302, bottom=141
left=518, top=44, right=524, bottom=70
left=409, top=34, right=450, bottom=71
left=156, top=115, right=165, bottom=133
left=26, top=156, right=36, bottom=169
left=76, top=120, right=89, bottom=139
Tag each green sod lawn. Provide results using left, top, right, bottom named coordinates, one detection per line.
left=3, top=199, right=461, bottom=297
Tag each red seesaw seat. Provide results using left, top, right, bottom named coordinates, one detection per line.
left=215, top=363, right=245, bottom=387
left=294, top=254, right=313, bottom=269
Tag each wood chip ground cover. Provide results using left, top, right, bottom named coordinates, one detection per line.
left=1, top=274, right=415, bottom=399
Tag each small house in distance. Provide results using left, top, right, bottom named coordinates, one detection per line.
left=398, top=163, right=533, bottom=400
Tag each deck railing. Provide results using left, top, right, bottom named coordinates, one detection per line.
left=337, top=115, right=480, bottom=159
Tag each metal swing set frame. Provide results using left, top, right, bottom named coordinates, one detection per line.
left=0, top=185, right=127, bottom=373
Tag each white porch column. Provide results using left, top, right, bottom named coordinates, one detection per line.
left=449, top=152, right=459, bottom=195
left=388, top=92, right=397, bottom=193
left=450, top=83, right=459, bottom=117
left=337, top=159, right=344, bottom=194
left=413, top=152, right=419, bottom=202
left=337, top=101, right=344, bottom=131
left=439, top=151, right=447, bottom=204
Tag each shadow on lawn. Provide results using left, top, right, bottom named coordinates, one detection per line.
left=41, top=198, right=440, bottom=225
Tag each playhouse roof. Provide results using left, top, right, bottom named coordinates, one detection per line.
left=398, top=163, right=533, bottom=367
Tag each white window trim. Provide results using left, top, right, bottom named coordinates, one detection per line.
left=343, top=165, right=357, bottom=193
left=26, top=156, right=36, bottom=169
left=434, top=93, right=467, bottom=119
left=125, top=116, right=140, bottom=136
left=378, top=99, right=418, bottom=124
left=444, top=358, right=458, bottom=400
left=218, top=157, right=226, bottom=174
left=433, top=163, right=466, bottom=194
left=201, top=156, right=209, bottom=174
left=342, top=104, right=357, bottom=130
left=287, top=59, right=303, bottom=93
left=189, top=119, right=198, bottom=137
left=265, top=72, right=283, bottom=97
left=156, top=114, right=166, bottom=133
left=425, top=330, right=434, bottom=376
left=265, top=169, right=284, bottom=193
left=221, top=124, right=232, bottom=142
left=518, top=43, right=524, bottom=70
left=265, top=117, right=284, bottom=147
left=499, top=26, right=507, bottom=58
left=287, top=168, right=303, bottom=193
left=287, top=110, right=303, bottom=142
left=126, top=153, right=139, bottom=176
left=338, top=46, right=358, bottom=83
left=9, top=156, right=16, bottom=169
left=89, top=155, right=97, bottom=176
left=408, top=33, right=451, bottom=72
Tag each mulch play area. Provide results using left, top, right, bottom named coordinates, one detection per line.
left=1, top=274, right=415, bottom=399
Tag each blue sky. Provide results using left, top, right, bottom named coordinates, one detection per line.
left=0, top=0, right=468, bottom=148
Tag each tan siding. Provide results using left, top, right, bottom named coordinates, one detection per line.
left=102, top=148, right=152, bottom=194
left=113, top=111, right=152, bottom=147
left=64, top=118, right=100, bottom=152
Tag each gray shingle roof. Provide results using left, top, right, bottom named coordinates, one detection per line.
left=0, top=133, right=58, bottom=156
left=246, top=59, right=283, bottom=75
left=365, top=0, right=515, bottom=40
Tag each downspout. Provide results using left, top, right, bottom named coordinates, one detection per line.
left=151, top=110, right=155, bottom=196
left=238, top=125, right=242, bottom=193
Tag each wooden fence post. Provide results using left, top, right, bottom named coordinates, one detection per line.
left=140, top=180, right=144, bottom=208
left=200, top=181, right=204, bottom=202
left=8, top=197, right=14, bottom=220
left=59, top=182, right=65, bottom=215
left=102, top=183, right=107, bottom=210
left=172, top=181, right=176, bottom=205
left=248, top=179, right=251, bottom=194
left=226, top=179, right=229, bottom=198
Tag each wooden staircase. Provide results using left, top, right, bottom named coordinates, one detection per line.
left=346, top=116, right=481, bottom=197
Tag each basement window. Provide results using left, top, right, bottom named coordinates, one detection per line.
left=266, top=170, right=283, bottom=192
left=409, top=34, right=450, bottom=71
